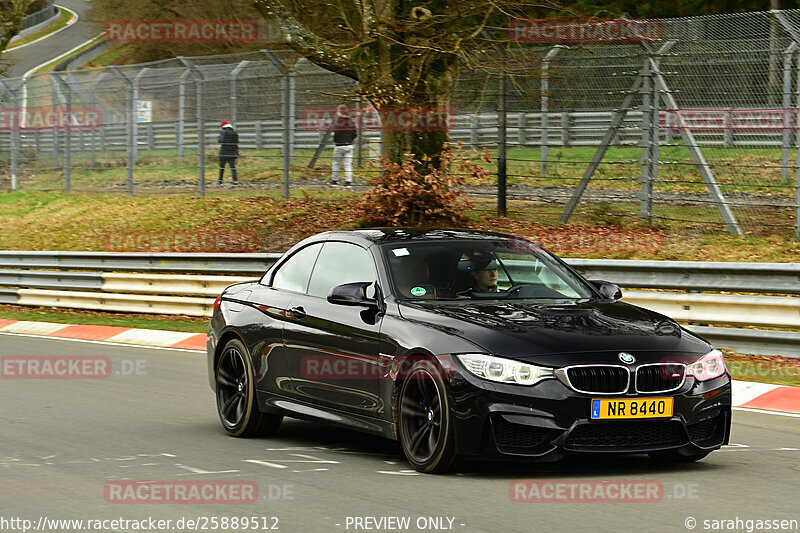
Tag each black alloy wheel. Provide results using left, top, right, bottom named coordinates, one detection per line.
left=398, top=359, right=459, bottom=473
left=216, top=338, right=282, bottom=437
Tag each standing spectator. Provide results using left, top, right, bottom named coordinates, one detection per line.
left=330, top=104, right=357, bottom=186
left=217, top=119, right=239, bottom=185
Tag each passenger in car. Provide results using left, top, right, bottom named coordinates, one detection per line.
left=395, top=257, right=437, bottom=299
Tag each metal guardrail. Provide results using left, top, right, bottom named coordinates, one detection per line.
left=567, top=259, right=800, bottom=294
left=1, top=252, right=798, bottom=292
left=20, top=0, right=57, bottom=30
left=0, top=252, right=798, bottom=356
left=0, top=252, right=281, bottom=274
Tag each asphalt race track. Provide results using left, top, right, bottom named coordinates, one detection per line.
left=1, top=334, right=798, bottom=533
left=4, top=0, right=95, bottom=79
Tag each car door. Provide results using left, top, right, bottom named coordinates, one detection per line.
left=248, top=242, right=323, bottom=395
left=282, top=241, right=397, bottom=419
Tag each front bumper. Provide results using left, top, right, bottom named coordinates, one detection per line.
left=445, top=365, right=732, bottom=459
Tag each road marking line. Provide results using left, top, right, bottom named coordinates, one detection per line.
left=243, top=459, right=289, bottom=469
left=733, top=406, right=800, bottom=418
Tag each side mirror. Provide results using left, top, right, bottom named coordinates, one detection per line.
left=328, top=281, right=379, bottom=308
left=590, top=280, right=622, bottom=300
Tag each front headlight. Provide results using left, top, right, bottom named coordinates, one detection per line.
left=687, top=349, right=727, bottom=381
left=456, top=353, right=554, bottom=386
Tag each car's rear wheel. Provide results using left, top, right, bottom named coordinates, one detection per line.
left=398, top=359, right=460, bottom=473
left=216, top=338, right=282, bottom=437
left=648, top=449, right=711, bottom=463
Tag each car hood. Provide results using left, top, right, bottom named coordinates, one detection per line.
left=397, top=299, right=710, bottom=364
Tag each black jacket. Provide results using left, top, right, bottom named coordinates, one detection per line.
left=332, top=115, right=357, bottom=146
left=218, top=127, right=239, bottom=157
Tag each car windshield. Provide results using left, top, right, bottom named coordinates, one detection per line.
left=382, top=239, right=594, bottom=302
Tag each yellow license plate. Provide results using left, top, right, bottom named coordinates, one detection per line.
left=590, top=398, right=673, bottom=420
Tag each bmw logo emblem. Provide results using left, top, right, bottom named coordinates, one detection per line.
left=618, top=352, right=636, bottom=364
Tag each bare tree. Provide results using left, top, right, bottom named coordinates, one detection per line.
left=253, top=0, right=559, bottom=167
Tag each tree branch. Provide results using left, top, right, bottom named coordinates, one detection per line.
left=253, top=0, right=358, bottom=78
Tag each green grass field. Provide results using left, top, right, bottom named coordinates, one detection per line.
left=3, top=144, right=795, bottom=195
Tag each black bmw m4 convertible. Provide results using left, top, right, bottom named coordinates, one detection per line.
left=207, top=228, right=731, bottom=473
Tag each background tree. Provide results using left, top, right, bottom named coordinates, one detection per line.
left=251, top=0, right=563, bottom=167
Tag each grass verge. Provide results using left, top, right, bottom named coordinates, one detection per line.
left=721, top=350, right=800, bottom=387
left=1, top=190, right=797, bottom=261
left=0, top=304, right=207, bottom=333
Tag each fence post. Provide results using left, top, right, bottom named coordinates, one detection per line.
left=50, top=73, right=72, bottom=192
left=178, top=69, right=190, bottom=165
left=179, top=57, right=205, bottom=198
left=289, top=70, right=297, bottom=165
left=132, top=68, right=149, bottom=162
left=782, top=43, right=798, bottom=183
left=263, top=49, right=290, bottom=199
left=541, top=46, right=563, bottom=177
left=517, top=112, right=526, bottom=147
left=638, top=56, right=654, bottom=224
left=497, top=74, right=507, bottom=217
left=795, top=52, right=800, bottom=241
left=230, top=60, right=251, bottom=128
left=89, top=72, right=108, bottom=170
left=0, top=80, right=20, bottom=191
left=110, top=67, right=135, bottom=196
left=354, top=96, right=362, bottom=169
left=50, top=78, right=59, bottom=170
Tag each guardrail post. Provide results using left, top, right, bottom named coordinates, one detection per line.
left=470, top=113, right=478, bottom=147
left=50, top=73, right=72, bottom=192
left=110, top=67, right=135, bottom=196
left=517, top=112, right=526, bottom=147
left=0, top=80, right=20, bottom=191
left=179, top=58, right=205, bottom=198
left=255, top=121, right=263, bottom=150
left=541, top=46, right=563, bottom=177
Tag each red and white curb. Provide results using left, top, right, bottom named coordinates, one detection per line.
left=732, top=380, right=800, bottom=414
left=0, top=319, right=206, bottom=351
left=1, top=318, right=798, bottom=413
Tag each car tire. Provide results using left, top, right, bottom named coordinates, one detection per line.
left=648, top=449, right=711, bottom=463
left=215, top=338, right=282, bottom=437
left=398, top=359, right=460, bottom=473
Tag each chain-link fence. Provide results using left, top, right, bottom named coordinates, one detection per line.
left=1, top=10, right=800, bottom=239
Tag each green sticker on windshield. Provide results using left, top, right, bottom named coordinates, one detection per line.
left=410, top=286, right=427, bottom=296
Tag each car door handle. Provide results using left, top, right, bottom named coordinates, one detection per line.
left=288, top=306, right=306, bottom=319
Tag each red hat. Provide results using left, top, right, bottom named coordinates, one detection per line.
left=220, top=119, right=229, bottom=126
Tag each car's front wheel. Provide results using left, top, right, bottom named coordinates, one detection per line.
left=216, top=338, right=282, bottom=437
left=398, top=359, right=460, bottom=473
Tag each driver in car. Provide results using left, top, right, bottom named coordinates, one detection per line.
left=458, top=254, right=499, bottom=297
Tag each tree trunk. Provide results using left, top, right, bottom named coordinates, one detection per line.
left=380, top=54, right=459, bottom=170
